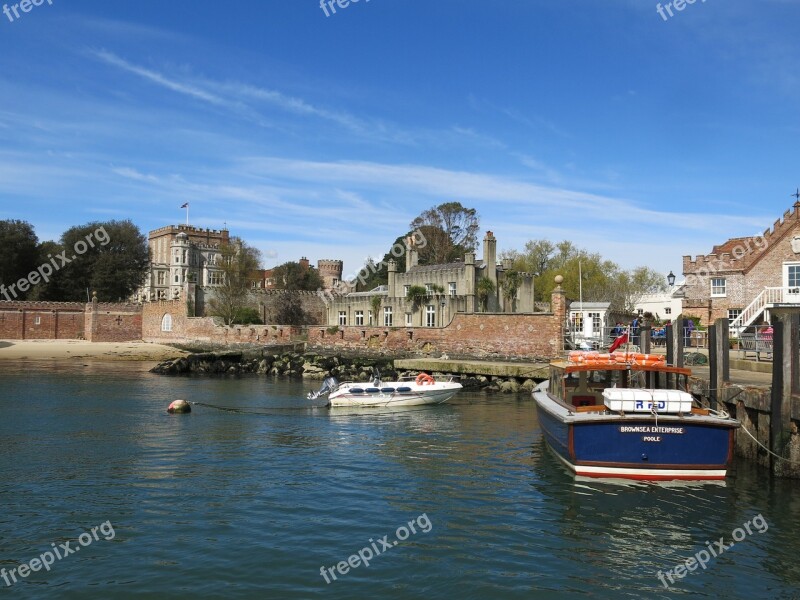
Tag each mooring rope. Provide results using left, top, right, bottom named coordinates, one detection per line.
left=737, top=423, right=800, bottom=464
left=189, top=401, right=330, bottom=413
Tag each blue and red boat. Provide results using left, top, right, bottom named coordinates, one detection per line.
left=533, top=351, right=739, bottom=481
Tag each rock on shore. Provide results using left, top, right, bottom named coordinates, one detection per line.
left=150, top=350, right=538, bottom=393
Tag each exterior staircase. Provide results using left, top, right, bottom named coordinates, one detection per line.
left=729, top=287, right=800, bottom=333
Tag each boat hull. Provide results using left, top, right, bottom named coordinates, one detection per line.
left=328, top=382, right=462, bottom=408
left=535, top=392, right=737, bottom=481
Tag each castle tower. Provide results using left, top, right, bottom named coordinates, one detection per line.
left=317, top=259, right=344, bottom=291
left=170, top=232, right=190, bottom=299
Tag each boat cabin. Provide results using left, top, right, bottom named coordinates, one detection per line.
left=548, top=361, right=693, bottom=412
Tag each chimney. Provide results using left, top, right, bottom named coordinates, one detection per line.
left=483, top=231, right=497, bottom=285
left=406, top=236, right=419, bottom=273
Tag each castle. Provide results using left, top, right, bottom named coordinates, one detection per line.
left=133, top=225, right=344, bottom=305
left=133, top=225, right=229, bottom=303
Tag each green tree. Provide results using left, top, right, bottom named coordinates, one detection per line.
left=271, top=261, right=325, bottom=291
left=410, top=202, right=479, bottom=265
left=501, top=237, right=667, bottom=311
left=370, top=294, right=382, bottom=323
left=477, top=276, right=496, bottom=312
left=0, top=220, right=40, bottom=300
left=52, top=220, right=149, bottom=302
left=406, top=284, right=430, bottom=310
left=207, top=238, right=262, bottom=325
left=502, top=270, right=522, bottom=312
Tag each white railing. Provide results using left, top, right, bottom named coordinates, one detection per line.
left=730, top=287, right=800, bottom=333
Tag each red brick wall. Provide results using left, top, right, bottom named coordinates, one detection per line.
left=0, top=302, right=85, bottom=339
left=142, top=299, right=301, bottom=344
left=308, top=312, right=563, bottom=359
left=308, top=288, right=567, bottom=360
left=84, top=302, right=143, bottom=342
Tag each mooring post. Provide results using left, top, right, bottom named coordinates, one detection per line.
left=708, top=319, right=730, bottom=411
left=666, top=318, right=684, bottom=388
left=641, top=326, right=651, bottom=354
left=769, top=318, right=785, bottom=468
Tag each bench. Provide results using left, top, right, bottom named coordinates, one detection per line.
left=738, top=333, right=773, bottom=362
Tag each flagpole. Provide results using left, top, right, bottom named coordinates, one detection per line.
left=186, top=203, right=189, bottom=226
left=579, top=260, right=583, bottom=337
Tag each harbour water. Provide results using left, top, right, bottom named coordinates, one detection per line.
left=1, top=360, right=799, bottom=599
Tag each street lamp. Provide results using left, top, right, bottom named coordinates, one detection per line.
left=667, top=271, right=676, bottom=287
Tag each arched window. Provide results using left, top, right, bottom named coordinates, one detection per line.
left=161, top=314, right=173, bottom=332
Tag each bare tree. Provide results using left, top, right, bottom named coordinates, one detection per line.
left=410, top=202, right=479, bottom=264
left=207, top=238, right=262, bottom=325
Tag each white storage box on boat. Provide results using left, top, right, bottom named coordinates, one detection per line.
left=602, top=389, right=693, bottom=413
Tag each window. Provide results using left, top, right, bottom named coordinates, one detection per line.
left=788, top=264, right=800, bottom=289
left=383, top=306, right=393, bottom=327
left=425, top=283, right=433, bottom=294
left=571, top=313, right=583, bottom=331
left=174, top=272, right=179, bottom=283
left=589, top=312, right=601, bottom=335
left=404, top=285, right=410, bottom=296
left=368, top=310, right=374, bottom=326
left=426, top=305, right=436, bottom=327
left=209, top=272, right=222, bottom=286
left=34, top=316, right=41, bottom=325
left=711, top=278, right=726, bottom=297
left=449, top=282, right=457, bottom=296
left=405, top=312, right=412, bottom=326
left=355, top=311, right=364, bottom=326
left=157, top=271, right=165, bottom=286
left=338, top=311, right=347, bottom=326
left=728, top=309, right=742, bottom=324
left=665, top=307, right=672, bottom=315
left=161, top=314, right=172, bottom=332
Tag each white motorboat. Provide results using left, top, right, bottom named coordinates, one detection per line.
left=309, top=372, right=462, bottom=408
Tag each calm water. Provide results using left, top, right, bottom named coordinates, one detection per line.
left=1, top=360, right=799, bottom=599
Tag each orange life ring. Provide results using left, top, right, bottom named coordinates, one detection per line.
left=416, top=373, right=435, bottom=385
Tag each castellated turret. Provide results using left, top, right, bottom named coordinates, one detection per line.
left=317, top=259, right=344, bottom=291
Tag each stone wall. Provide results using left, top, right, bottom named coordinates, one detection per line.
left=142, top=298, right=301, bottom=344
left=195, top=288, right=327, bottom=325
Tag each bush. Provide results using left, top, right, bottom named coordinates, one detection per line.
left=232, top=307, right=263, bottom=325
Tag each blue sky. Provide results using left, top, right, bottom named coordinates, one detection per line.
left=1, top=0, right=799, bottom=280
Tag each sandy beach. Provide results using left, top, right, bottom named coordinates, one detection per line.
left=0, top=339, right=188, bottom=361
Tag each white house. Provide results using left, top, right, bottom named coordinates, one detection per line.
left=568, top=301, right=611, bottom=349
left=634, top=282, right=685, bottom=323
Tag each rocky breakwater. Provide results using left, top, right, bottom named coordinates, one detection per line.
left=151, top=350, right=398, bottom=381
left=151, top=350, right=537, bottom=393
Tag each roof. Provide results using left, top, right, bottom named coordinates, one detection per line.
left=710, top=237, right=755, bottom=255
left=407, top=262, right=466, bottom=274
left=569, top=302, right=611, bottom=310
